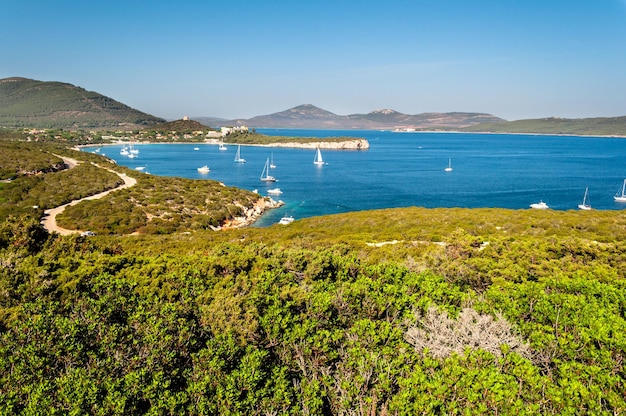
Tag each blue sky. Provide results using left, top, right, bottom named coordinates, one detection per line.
left=2, top=0, right=626, bottom=120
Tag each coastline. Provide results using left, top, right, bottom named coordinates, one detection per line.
left=75, top=137, right=370, bottom=150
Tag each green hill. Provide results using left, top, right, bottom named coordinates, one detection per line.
left=0, top=77, right=165, bottom=129
left=462, top=115, right=626, bottom=136
left=146, top=118, right=214, bottom=133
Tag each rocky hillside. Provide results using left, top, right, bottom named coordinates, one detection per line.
left=0, top=77, right=165, bottom=129
left=195, top=104, right=505, bottom=130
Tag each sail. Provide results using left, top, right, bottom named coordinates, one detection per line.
left=314, top=148, right=324, bottom=165
left=234, top=145, right=246, bottom=163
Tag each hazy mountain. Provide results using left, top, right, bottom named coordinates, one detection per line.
left=194, top=104, right=505, bottom=130
left=0, top=77, right=165, bottom=129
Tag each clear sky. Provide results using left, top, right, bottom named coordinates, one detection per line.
left=2, top=0, right=626, bottom=121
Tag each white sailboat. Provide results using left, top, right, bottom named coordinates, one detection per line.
left=270, top=152, right=276, bottom=169
left=260, top=158, right=276, bottom=182
left=444, top=158, right=453, bottom=172
left=313, top=147, right=324, bottom=165
left=219, top=142, right=227, bottom=151
left=614, top=179, right=626, bottom=202
left=234, top=145, right=246, bottom=163
left=578, top=187, right=592, bottom=210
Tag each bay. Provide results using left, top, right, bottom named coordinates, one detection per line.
left=86, top=130, right=626, bottom=227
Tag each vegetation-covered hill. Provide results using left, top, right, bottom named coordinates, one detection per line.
left=145, top=118, right=214, bottom=133
left=0, top=141, right=265, bottom=233
left=0, top=77, right=165, bottom=129
left=1, top=138, right=626, bottom=414
left=461, top=115, right=626, bottom=136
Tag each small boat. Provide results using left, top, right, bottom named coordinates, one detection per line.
left=197, top=165, right=210, bottom=173
left=260, top=158, right=276, bottom=182
left=279, top=216, right=295, bottom=225
left=234, top=145, right=246, bottom=163
left=614, top=179, right=626, bottom=202
left=578, top=187, right=592, bottom=210
left=194, top=147, right=200, bottom=151
left=135, top=166, right=146, bottom=171
left=267, top=188, right=283, bottom=195
left=444, top=158, right=453, bottom=172
left=219, top=142, right=227, bottom=151
left=120, top=147, right=129, bottom=156
left=129, top=144, right=139, bottom=154
left=314, top=147, right=325, bottom=165
left=270, top=152, right=276, bottom=168
left=530, top=200, right=549, bottom=209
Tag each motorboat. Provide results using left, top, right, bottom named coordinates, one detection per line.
left=279, top=216, right=294, bottom=225
left=530, top=200, right=549, bottom=209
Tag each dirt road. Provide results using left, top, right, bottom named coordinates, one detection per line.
left=41, top=157, right=137, bottom=235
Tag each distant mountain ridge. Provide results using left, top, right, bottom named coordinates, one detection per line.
left=0, top=77, right=165, bottom=129
left=194, top=104, right=505, bottom=130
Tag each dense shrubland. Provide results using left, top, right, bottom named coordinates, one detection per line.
left=0, top=141, right=263, bottom=234
left=1, top=140, right=625, bottom=414
left=1, top=207, right=625, bottom=414
left=57, top=172, right=261, bottom=235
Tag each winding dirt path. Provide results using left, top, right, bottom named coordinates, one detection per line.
left=41, top=156, right=137, bottom=235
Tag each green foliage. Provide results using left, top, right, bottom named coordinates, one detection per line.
left=58, top=172, right=261, bottom=235
left=0, top=77, right=164, bottom=129
left=225, top=131, right=364, bottom=145
left=462, top=116, right=626, bottom=136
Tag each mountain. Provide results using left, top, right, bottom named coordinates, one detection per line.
left=0, top=77, right=165, bottom=129
left=193, top=104, right=505, bottom=130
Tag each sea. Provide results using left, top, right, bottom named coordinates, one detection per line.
left=84, top=130, right=626, bottom=227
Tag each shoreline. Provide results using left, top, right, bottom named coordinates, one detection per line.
left=75, top=137, right=370, bottom=150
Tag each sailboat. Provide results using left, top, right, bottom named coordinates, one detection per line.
left=614, top=179, right=626, bottom=202
left=219, top=142, right=227, bottom=151
left=234, top=145, right=246, bottom=163
left=270, top=152, right=276, bottom=168
left=578, top=187, right=592, bottom=210
left=444, top=158, right=453, bottom=172
left=260, top=158, right=276, bottom=182
left=313, top=147, right=324, bottom=165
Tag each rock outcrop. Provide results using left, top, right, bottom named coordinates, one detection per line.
left=266, top=138, right=369, bottom=150
left=219, top=197, right=284, bottom=230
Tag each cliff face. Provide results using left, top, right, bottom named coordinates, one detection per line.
left=266, top=138, right=369, bottom=150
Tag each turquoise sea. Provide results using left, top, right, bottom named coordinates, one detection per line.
left=85, top=130, right=626, bottom=226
